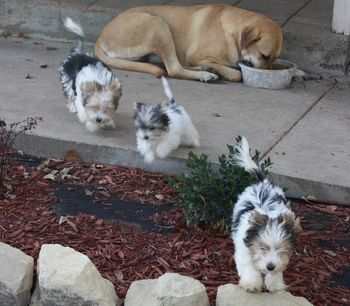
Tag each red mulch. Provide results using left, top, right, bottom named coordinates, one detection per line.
left=0, top=157, right=349, bottom=306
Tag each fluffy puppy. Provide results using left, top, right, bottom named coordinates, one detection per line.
left=59, top=18, right=122, bottom=132
left=231, top=136, right=302, bottom=293
left=133, top=77, right=200, bottom=163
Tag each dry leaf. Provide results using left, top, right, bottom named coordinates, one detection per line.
left=43, top=173, right=56, bottom=181
left=155, top=194, right=164, bottom=200
left=85, top=189, right=93, bottom=196
left=58, top=216, right=68, bottom=225
left=113, top=270, right=124, bottom=281
left=64, top=150, right=82, bottom=162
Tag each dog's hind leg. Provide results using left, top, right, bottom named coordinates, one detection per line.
left=95, top=45, right=166, bottom=78
left=95, top=12, right=218, bottom=82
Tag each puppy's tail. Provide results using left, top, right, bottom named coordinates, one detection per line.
left=161, top=76, right=176, bottom=105
left=233, top=136, right=264, bottom=181
left=64, top=17, right=84, bottom=54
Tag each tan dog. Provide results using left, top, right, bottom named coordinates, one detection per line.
left=95, top=4, right=283, bottom=82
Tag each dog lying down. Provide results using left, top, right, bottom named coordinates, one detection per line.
left=133, top=77, right=200, bottom=163
left=95, top=4, right=283, bottom=82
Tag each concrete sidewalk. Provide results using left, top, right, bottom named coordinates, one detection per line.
left=0, top=36, right=349, bottom=205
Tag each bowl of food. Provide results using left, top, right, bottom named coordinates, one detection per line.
left=239, top=59, right=297, bottom=89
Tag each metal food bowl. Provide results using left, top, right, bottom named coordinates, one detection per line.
left=239, top=59, right=297, bottom=89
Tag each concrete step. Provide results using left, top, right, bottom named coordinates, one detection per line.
left=0, top=0, right=349, bottom=77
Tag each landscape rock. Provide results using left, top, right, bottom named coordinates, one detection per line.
left=216, top=284, right=313, bottom=306
left=0, top=242, right=34, bottom=306
left=125, top=272, right=210, bottom=306
left=30, top=244, right=121, bottom=306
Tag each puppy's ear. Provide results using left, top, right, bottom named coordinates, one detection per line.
left=134, top=102, right=145, bottom=112
left=81, top=81, right=101, bottom=105
left=249, top=211, right=268, bottom=227
left=161, top=100, right=170, bottom=109
left=283, top=213, right=302, bottom=237
left=241, top=27, right=260, bottom=50
left=244, top=212, right=268, bottom=247
left=107, top=79, right=122, bottom=97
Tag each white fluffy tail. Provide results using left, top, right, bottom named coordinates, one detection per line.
left=64, top=17, right=84, bottom=37
left=161, top=76, right=175, bottom=104
left=234, top=136, right=264, bottom=180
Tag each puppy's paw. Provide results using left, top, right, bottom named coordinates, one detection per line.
left=264, top=273, right=286, bottom=292
left=192, top=139, right=200, bottom=148
left=144, top=152, right=156, bottom=164
left=199, top=71, right=219, bottom=83
left=101, top=120, right=116, bottom=130
left=239, top=273, right=263, bottom=293
left=239, top=280, right=263, bottom=293
left=85, top=122, right=99, bottom=133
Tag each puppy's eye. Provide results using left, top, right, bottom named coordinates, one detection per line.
left=262, top=54, right=271, bottom=60
left=150, top=127, right=155, bottom=131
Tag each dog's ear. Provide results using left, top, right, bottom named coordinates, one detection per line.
left=160, top=100, right=170, bottom=109
left=81, top=81, right=101, bottom=105
left=106, top=79, right=122, bottom=97
left=244, top=212, right=268, bottom=247
left=241, top=27, right=261, bottom=50
left=283, top=213, right=302, bottom=236
left=249, top=211, right=268, bottom=227
left=134, top=102, right=145, bottom=112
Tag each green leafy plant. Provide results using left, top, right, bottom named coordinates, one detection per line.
left=168, top=137, right=272, bottom=231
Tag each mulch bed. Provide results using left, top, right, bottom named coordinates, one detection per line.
left=0, top=156, right=349, bottom=306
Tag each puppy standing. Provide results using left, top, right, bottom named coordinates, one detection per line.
left=134, top=77, right=200, bottom=163
left=231, top=137, right=302, bottom=292
left=59, top=18, right=122, bottom=132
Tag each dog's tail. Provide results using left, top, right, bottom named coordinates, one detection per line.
left=64, top=17, right=84, bottom=54
left=233, top=136, right=264, bottom=181
left=161, top=76, right=176, bottom=105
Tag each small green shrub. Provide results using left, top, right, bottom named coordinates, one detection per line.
left=168, top=138, right=272, bottom=230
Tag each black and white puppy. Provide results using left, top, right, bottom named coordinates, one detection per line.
left=231, top=136, right=302, bottom=293
left=133, top=77, right=200, bottom=163
left=59, top=18, right=122, bottom=132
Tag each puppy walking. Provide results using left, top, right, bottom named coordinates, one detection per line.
left=231, top=137, right=302, bottom=292
left=134, top=77, right=200, bottom=163
left=59, top=18, right=122, bottom=132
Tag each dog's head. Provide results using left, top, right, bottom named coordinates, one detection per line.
left=244, top=211, right=301, bottom=275
left=240, top=21, right=283, bottom=69
left=133, top=101, right=170, bottom=141
left=80, top=79, right=122, bottom=125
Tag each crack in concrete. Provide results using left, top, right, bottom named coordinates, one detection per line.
left=262, top=81, right=337, bottom=159
left=280, top=0, right=313, bottom=27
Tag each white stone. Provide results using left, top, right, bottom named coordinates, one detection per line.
left=30, top=244, right=121, bottom=306
left=216, top=284, right=313, bottom=306
left=0, top=242, right=34, bottom=306
left=125, top=273, right=210, bottom=306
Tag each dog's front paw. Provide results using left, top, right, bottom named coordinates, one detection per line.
left=144, top=152, right=156, bottom=164
left=85, top=122, right=99, bottom=133
left=264, top=273, right=286, bottom=292
left=239, top=273, right=263, bottom=293
left=239, top=280, right=263, bottom=293
left=101, top=120, right=116, bottom=130
left=199, top=71, right=219, bottom=83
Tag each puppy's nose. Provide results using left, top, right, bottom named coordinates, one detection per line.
left=144, top=135, right=149, bottom=140
left=266, top=263, right=275, bottom=271
left=96, top=117, right=102, bottom=123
